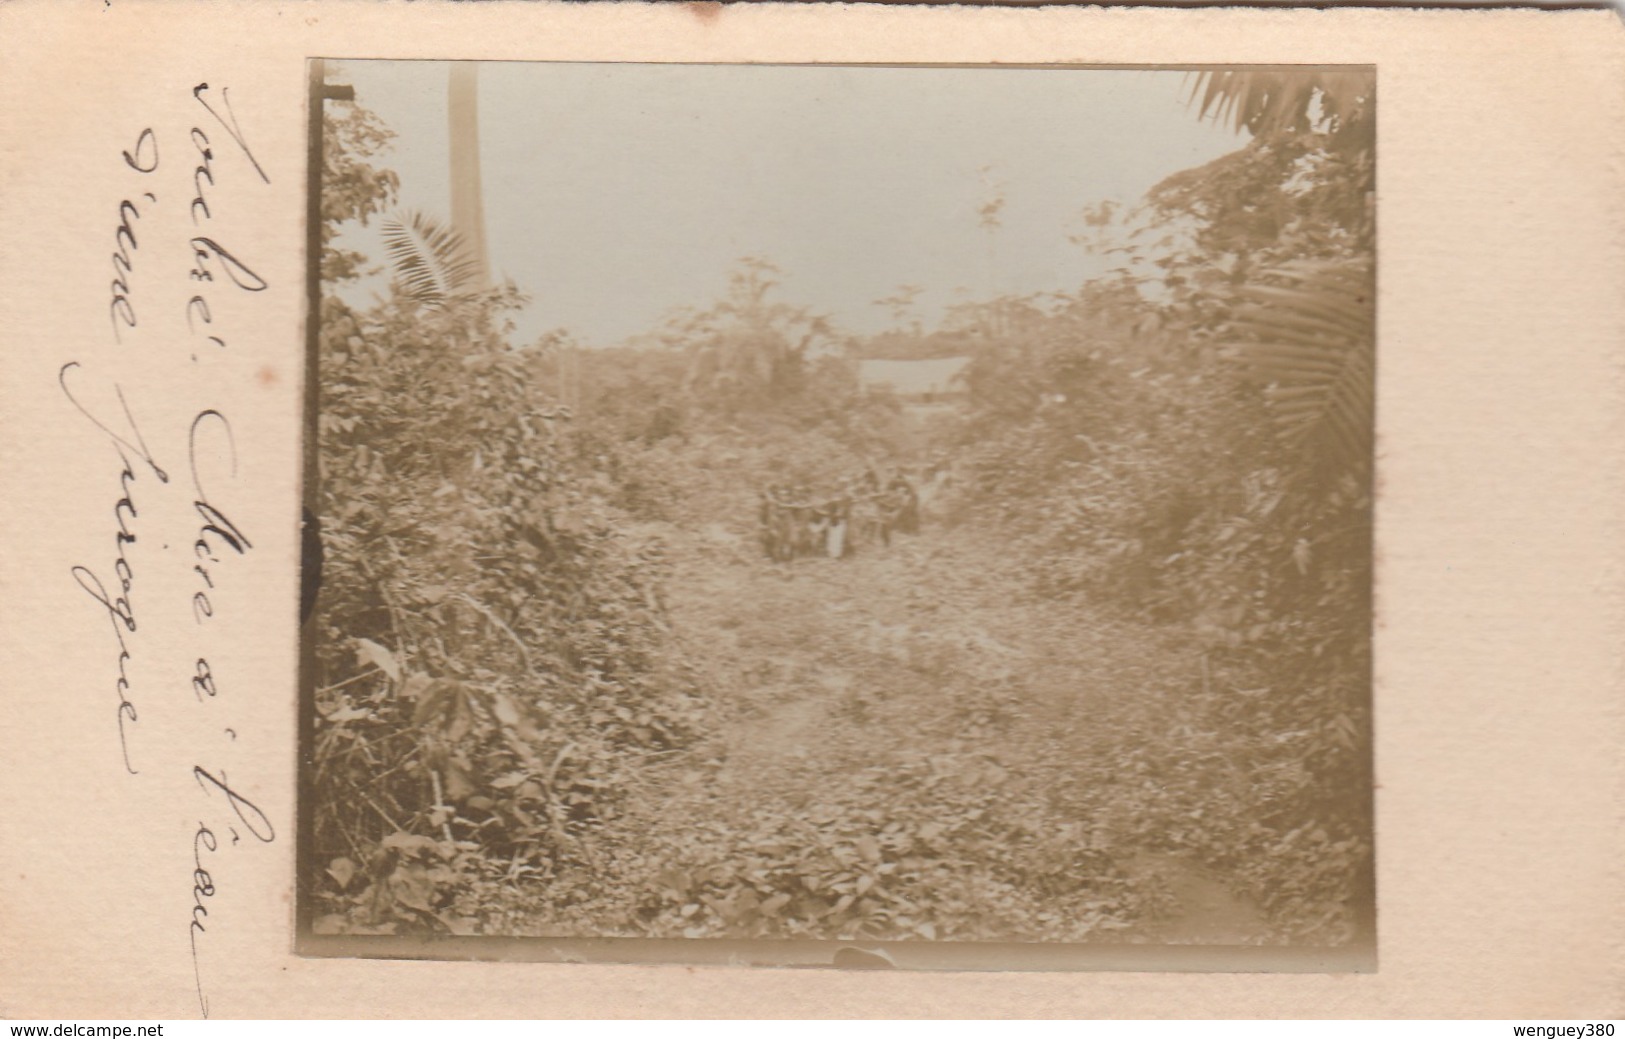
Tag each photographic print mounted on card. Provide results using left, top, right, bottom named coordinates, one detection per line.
left=299, top=58, right=1375, bottom=971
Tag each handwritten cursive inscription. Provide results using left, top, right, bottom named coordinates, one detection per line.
left=58, top=363, right=170, bottom=482
left=65, top=83, right=275, bottom=1017
left=188, top=822, right=218, bottom=1018
left=110, top=129, right=160, bottom=342
left=184, top=84, right=268, bottom=356
left=194, top=767, right=277, bottom=843
left=176, top=85, right=273, bottom=1018
left=187, top=237, right=268, bottom=295
left=193, top=83, right=270, bottom=185
left=188, top=769, right=274, bottom=1016
left=60, top=363, right=170, bottom=772
left=187, top=410, right=251, bottom=624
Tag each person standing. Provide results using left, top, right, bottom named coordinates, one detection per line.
left=828, top=497, right=849, bottom=559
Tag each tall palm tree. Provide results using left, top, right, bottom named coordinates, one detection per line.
left=379, top=63, right=493, bottom=311
left=447, top=61, right=492, bottom=290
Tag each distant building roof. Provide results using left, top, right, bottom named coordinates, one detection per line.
left=857, top=356, right=971, bottom=398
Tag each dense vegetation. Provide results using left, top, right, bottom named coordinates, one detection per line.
left=308, top=70, right=1375, bottom=946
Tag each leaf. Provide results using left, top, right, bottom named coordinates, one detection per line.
left=491, top=693, right=521, bottom=728
left=400, top=672, right=435, bottom=701
left=1228, top=259, right=1374, bottom=474
left=1293, top=538, right=1312, bottom=575
left=390, top=863, right=436, bottom=913
left=1185, top=70, right=1371, bottom=145
left=855, top=836, right=882, bottom=863
left=355, top=637, right=400, bottom=682
left=443, top=762, right=475, bottom=801
left=379, top=209, right=484, bottom=309
left=326, top=856, right=357, bottom=890
left=381, top=832, right=442, bottom=857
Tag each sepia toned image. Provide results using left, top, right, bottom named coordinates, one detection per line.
left=300, top=59, right=1375, bottom=967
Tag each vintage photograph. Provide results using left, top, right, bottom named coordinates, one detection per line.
left=302, top=59, right=1375, bottom=960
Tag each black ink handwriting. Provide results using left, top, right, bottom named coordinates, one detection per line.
left=188, top=411, right=250, bottom=623
left=193, top=767, right=275, bottom=843
left=187, top=238, right=267, bottom=293
left=192, top=658, right=218, bottom=702
left=189, top=128, right=214, bottom=225
left=189, top=822, right=217, bottom=1018
left=192, top=84, right=269, bottom=184
left=122, top=127, right=159, bottom=173
left=111, top=198, right=144, bottom=342
left=59, top=364, right=166, bottom=774
left=186, top=296, right=224, bottom=350
left=70, top=563, right=139, bottom=775
left=58, top=363, right=169, bottom=483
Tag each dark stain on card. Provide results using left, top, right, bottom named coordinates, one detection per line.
left=688, top=1, right=724, bottom=25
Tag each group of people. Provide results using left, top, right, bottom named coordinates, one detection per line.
left=758, top=468, right=921, bottom=563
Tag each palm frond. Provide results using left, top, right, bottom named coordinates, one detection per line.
left=1185, top=69, right=1373, bottom=148
left=1228, top=259, right=1374, bottom=474
left=379, top=209, right=484, bottom=309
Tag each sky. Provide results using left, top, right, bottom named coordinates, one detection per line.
left=331, top=60, right=1246, bottom=348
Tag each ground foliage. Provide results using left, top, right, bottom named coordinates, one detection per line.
left=309, top=73, right=1373, bottom=946
left=310, top=104, right=706, bottom=935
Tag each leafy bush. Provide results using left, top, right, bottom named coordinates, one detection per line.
left=310, top=106, right=706, bottom=935
left=926, top=141, right=1374, bottom=941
